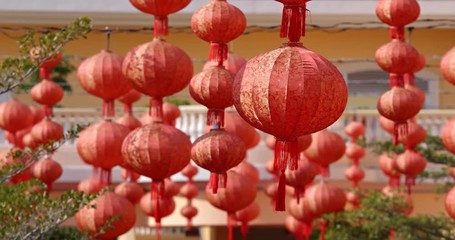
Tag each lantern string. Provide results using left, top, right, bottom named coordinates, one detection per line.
left=105, top=26, right=112, bottom=52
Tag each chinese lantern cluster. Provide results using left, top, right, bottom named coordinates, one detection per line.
left=375, top=0, right=427, bottom=194
left=121, top=1, right=192, bottom=238
left=28, top=52, right=64, bottom=190
left=233, top=0, right=348, bottom=211
left=189, top=0, right=248, bottom=195
left=179, top=163, right=199, bottom=231
left=344, top=121, right=366, bottom=209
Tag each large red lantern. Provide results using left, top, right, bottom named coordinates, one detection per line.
left=192, top=129, right=246, bottom=193
left=304, top=181, right=346, bottom=216
left=31, top=157, right=62, bottom=192
left=77, top=120, right=130, bottom=183
left=76, top=192, right=136, bottom=239
left=304, top=130, right=346, bottom=176
left=376, top=0, right=420, bottom=27
left=129, top=0, right=190, bottom=36
left=441, top=47, right=455, bottom=85
left=189, top=66, right=234, bottom=126
left=191, top=0, right=246, bottom=63
left=77, top=50, right=131, bottom=116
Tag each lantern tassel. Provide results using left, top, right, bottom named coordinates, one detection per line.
left=154, top=15, right=168, bottom=37
left=150, top=97, right=164, bottom=123
left=207, top=109, right=225, bottom=129
left=405, top=177, right=415, bottom=195
left=240, top=221, right=249, bottom=240
left=319, top=221, right=328, bottom=240
left=123, top=103, right=133, bottom=114
left=303, top=223, right=313, bottom=240
left=274, top=139, right=299, bottom=172
left=156, top=222, right=162, bottom=240
left=394, top=122, right=408, bottom=145
left=209, top=173, right=219, bottom=194
left=280, top=4, right=307, bottom=42
left=186, top=217, right=193, bottom=232
left=39, top=68, right=51, bottom=80
left=209, top=42, right=228, bottom=65
left=275, top=170, right=286, bottom=211
left=46, top=183, right=53, bottom=193
left=227, top=213, right=234, bottom=240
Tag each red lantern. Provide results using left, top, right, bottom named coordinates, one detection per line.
left=115, top=182, right=144, bottom=204
left=192, top=129, right=246, bottom=193
left=115, top=113, right=142, bottom=131
left=29, top=106, right=45, bottom=125
left=0, top=99, right=33, bottom=136
left=344, top=121, right=365, bottom=141
left=189, top=66, right=234, bottom=126
left=77, top=178, right=103, bottom=194
left=404, top=76, right=425, bottom=108
left=205, top=171, right=256, bottom=213
left=398, top=121, right=426, bottom=148
left=445, top=187, right=455, bottom=219
left=22, top=133, right=36, bottom=150
left=345, top=143, right=366, bottom=161
left=285, top=156, right=319, bottom=200
left=129, top=0, right=190, bottom=36
left=441, top=47, right=455, bottom=85
left=288, top=197, right=317, bottom=239
left=233, top=202, right=260, bottom=240
left=224, top=111, right=258, bottom=149
left=191, top=0, right=246, bottom=62
left=232, top=160, right=260, bottom=184
left=77, top=120, right=130, bottom=183
left=346, top=191, right=362, bottom=209
left=233, top=43, right=347, bottom=211
left=181, top=205, right=198, bottom=231
left=203, top=52, right=247, bottom=76
left=31, top=157, right=62, bottom=191
left=442, top=118, right=455, bottom=153
left=181, top=163, right=198, bottom=179
left=163, top=102, right=181, bottom=126
left=376, top=0, right=420, bottom=27
left=379, top=115, right=395, bottom=134
left=344, top=165, right=365, bottom=187
left=77, top=50, right=131, bottom=116
left=304, top=130, right=346, bottom=176
left=379, top=153, right=401, bottom=187
left=375, top=40, right=420, bottom=74
left=31, top=119, right=63, bottom=145
left=76, top=192, right=136, bottom=239
left=140, top=192, right=176, bottom=239
left=30, top=79, right=64, bottom=116
left=123, top=38, right=193, bottom=120
left=285, top=215, right=308, bottom=240
left=304, top=181, right=346, bottom=216
left=29, top=49, right=62, bottom=73
left=122, top=123, right=191, bottom=182
left=180, top=182, right=199, bottom=200
left=395, top=149, right=427, bottom=193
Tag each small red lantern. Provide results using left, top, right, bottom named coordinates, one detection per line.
left=77, top=178, right=103, bottom=194
left=191, top=0, right=246, bottom=63
left=375, top=40, right=420, bottom=74
left=189, top=66, right=234, bottom=127
left=304, top=181, right=346, bottom=216
left=140, top=192, right=176, bottom=239
left=0, top=99, right=33, bottom=137
left=76, top=192, right=136, bottom=239
left=31, top=119, right=63, bottom=145
left=379, top=153, right=401, bottom=187
left=232, top=160, right=260, bottom=184
left=304, top=130, right=346, bottom=176
left=344, top=121, right=365, bottom=141
left=376, top=0, right=420, bottom=27
left=31, top=157, right=62, bottom=192
left=181, top=205, right=198, bottom=231
left=344, top=165, right=365, bottom=187
left=192, top=129, right=246, bottom=193
left=116, top=113, right=142, bottom=131
left=224, top=111, right=259, bottom=149
left=285, top=156, right=319, bottom=201
left=288, top=197, right=318, bottom=239
left=395, top=149, right=427, bottom=193
left=345, top=143, right=366, bottom=161
left=233, top=202, right=260, bottom=240
left=30, top=79, right=64, bottom=116
left=115, top=182, right=144, bottom=204
left=398, top=121, right=426, bottom=148
left=163, top=102, right=181, bottom=126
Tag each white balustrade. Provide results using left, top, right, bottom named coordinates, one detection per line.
left=1, top=106, right=455, bottom=148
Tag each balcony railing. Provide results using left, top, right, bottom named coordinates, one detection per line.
left=1, top=106, right=453, bottom=147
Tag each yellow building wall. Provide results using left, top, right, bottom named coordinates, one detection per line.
left=0, top=24, right=454, bottom=108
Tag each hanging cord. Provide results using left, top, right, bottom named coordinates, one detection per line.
left=105, top=26, right=112, bottom=52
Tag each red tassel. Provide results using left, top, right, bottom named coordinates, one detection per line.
left=154, top=15, right=168, bottom=37
left=209, top=173, right=219, bottom=194
left=46, top=183, right=53, bottom=193
left=123, top=103, right=133, bottom=114
left=405, top=177, right=415, bottom=195
left=280, top=4, right=307, bottom=42
left=209, top=43, right=228, bottom=65
left=186, top=217, right=193, bottom=232
left=99, top=169, right=111, bottom=186
left=39, top=68, right=50, bottom=79
left=149, top=97, right=164, bottom=123
left=394, top=122, right=408, bottom=145
left=303, top=223, right=313, bottom=240
left=275, top=170, right=286, bottom=211
left=389, top=26, right=405, bottom=41
left=156, top=222, right=162, bottom=240
left=274, top=139, right=299, bottom=172
left=295, top=188, right=301, bottom=204
left=42, top=105, right=53, bottom=118
left=318, top=221, right=327, bottom=240
left=207, top=109, right=225, bottom=128
left=320, top=166, right=330, bottom=178
left=389, top=176, right=401, bottom=188
left=389, top=230, right=396, bottom=240
left=227, top=214, right=234, bottom=240
left=241, top=221, right=249, bottom=240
